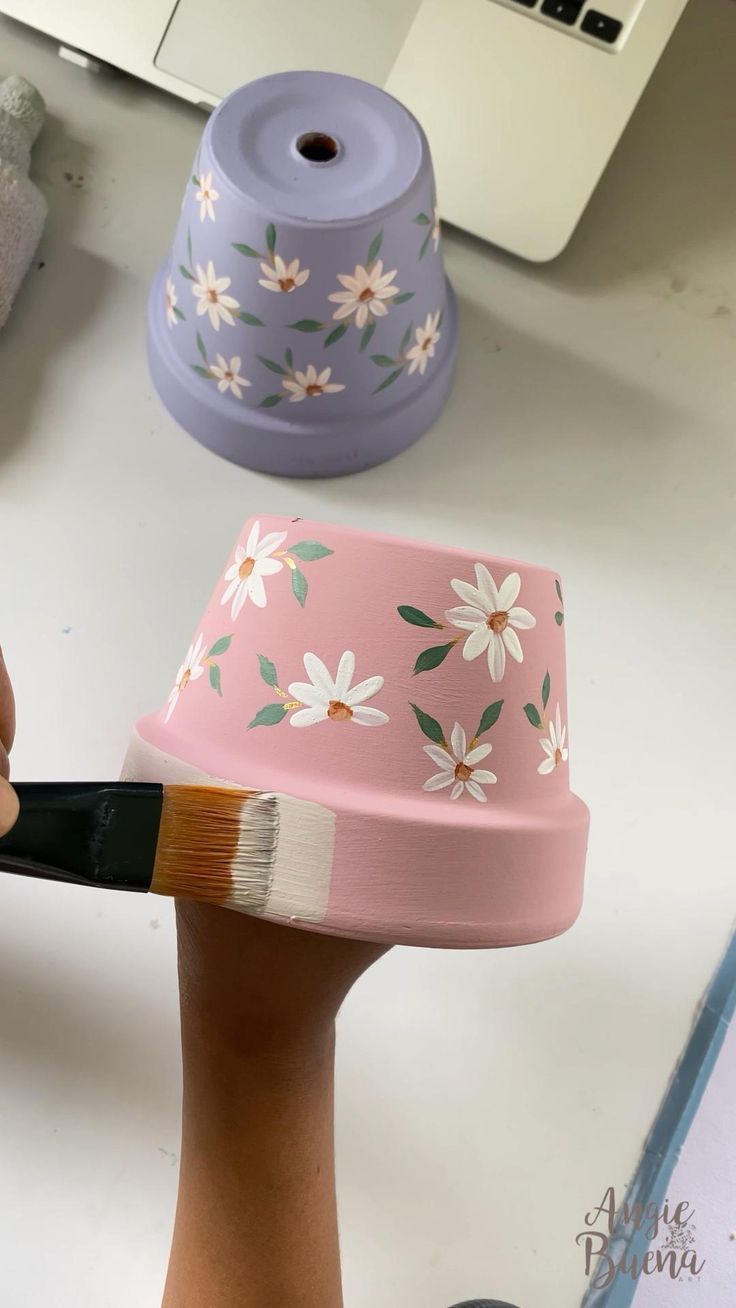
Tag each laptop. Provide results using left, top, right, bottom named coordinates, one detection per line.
left=0, top=0, right=689, bottom=259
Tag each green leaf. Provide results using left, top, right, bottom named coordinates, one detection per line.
left=196, top=330, right=207, bottom=362
left=367, top=230, right=383, bottom=265
left=371, top=354, right=397, bottom=368
left=191, top=365, right=211, bottom=378
left=475, top=700, right=504, bottom=737
left=266, top=222, right=277, bottom=255
left=257, top=355, right=288, bottom=376
left=554, top=611, right=564, bottom=626
left=209, top=663, right=222, bottom=696
left=373, top=368, right=403, bottom=394
left=542, top=670, right=551, bottom=710
left=173, top=306, right=185, bottom=320
left=360, top=320, right=376, bottom=352
left=523, top=704, right=543, bottom=729
left=238, top=311, right=264, bottom=326
left=288, top=319, right=324, bottom=333
left=259, top=394, right=283, bottom=407
left=410, top=702, right=445, bottom=745
left=555, top=579, right=563, bottom=604
left=285, top=347, right=294, bottom=369
left=413, top=212, right=431, bottom=225
left=186, top=227, right=193, bottom=267
left=324, top=322, right=349, bottom=348
left=288, top=541, right=334, bottom=562
left=291, top=567, right=308, bottom=607
left=232, top=243, right=260, bottom=258
left=179, top=264, right=194, bottom=280
left=208, top=635, right=232, bottom=657
left=413, top=642, right=456, bottom=675
left=248, top=703, right=288, bottom=728
left=400, top=324, right=413, bottom=354
left=419, top=229, right=432, bottom=260
left=191, top=175, right=199, bottom=186
left=393, top=291, right=415, bottom=304
left=257, top=654, right=279, bottom=687
left=397, top=604, right=442, bottom=629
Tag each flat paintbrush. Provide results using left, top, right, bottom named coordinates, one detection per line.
left=0, top=782, right=335, bottom=917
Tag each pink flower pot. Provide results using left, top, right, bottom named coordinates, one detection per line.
left=123, top=516, right=589, bottom=948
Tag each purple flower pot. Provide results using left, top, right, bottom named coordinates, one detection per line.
left=147, top=70, right=458, bottom=478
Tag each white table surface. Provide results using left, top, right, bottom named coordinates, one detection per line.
left=0, top=5, right=734, bottom=1306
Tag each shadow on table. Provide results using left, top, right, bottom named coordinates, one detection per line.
left=0, top=111, right=113, bottom=462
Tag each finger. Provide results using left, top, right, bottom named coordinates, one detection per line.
left=0, top=775, right=19, bottom=836
left=0, top=647, right=16, bottom=753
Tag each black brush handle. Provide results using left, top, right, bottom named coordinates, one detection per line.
left=0, top=782, right=163, bottom=892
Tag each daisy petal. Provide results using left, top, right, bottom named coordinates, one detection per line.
left=221, top=576, right=238, bottom=605
left=464, top=743, right=492, bottom=765
left=254, top=529, right=288, bottom=557
left=488, top=632, right=506, bottom=681
left=501, top=627, right=524, bottom=663
left=345, top=675, right=384, bottom=706
left=350, top=706, right=390, bottom=726
left=462, top=624, right=491, bottom=661
left=538, top=756, right=556, bottom=775
left=290, top=707, right=328, bottom=727
left=540, top=738, right=555, bottom=757
left=255, top=557, right=283, bottom=576
left=423, top=772, right=455, bottom=791
left=445, top=604, right=487, bottom=628
left=465, top=780, right=488, bottom=802
left=474, top=563, right=499, bottom=610
left=450, top=578, right=486, bottom=610
left=286, top=682, right=328, bottom=709
left=231, top=583, right=248, bottom=620
left=303, top=653, right=335, bottom=699
left=423, top=745, right=455, bottom=770
left=470, top=770, right=497, bottom=785
left=508, top=606, right=536, bottom=630
left=245, top=522, right=260, bottom=556
left=249, top=573, right=267, bottom=608
left=451, top=722, right=467, bottom=759
left=450, top=781, right=464, bottom=800
left=334, top=650, right=356, bottom=699
left=496, top=572, right=521, bottom=610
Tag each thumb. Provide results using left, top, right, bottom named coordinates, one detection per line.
left=0, top=774, right=19, bottom=837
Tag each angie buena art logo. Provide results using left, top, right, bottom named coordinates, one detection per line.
left=577, top=1187, right=705, bottom=1289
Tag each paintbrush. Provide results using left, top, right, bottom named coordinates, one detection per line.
left=0, top=782, right=335, bottom=916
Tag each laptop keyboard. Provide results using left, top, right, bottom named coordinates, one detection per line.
left=500, top=0, right=629, bottom=48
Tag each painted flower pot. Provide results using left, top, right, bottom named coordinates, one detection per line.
left=123, top=516, right=589, bottom=949
left=147, top=70, right=457, bottom=478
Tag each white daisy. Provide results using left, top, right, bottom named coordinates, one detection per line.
left=283, top=364, right=346, bottom=403
left=196, top=171, right=219, bottom=223
left=192, top=261, right=240, bottom=330
left=165, top=633, right=206, bottom=723
left=423, top=722, right=497, bottom=802
left=328, top=259, right=400, bottom=329
left=220, top=520, right=287, bottom=618
left=445, top=565, right=536, bottom=683
left=258, top=254, right=310, bottom=293
left=431, top=205, right=441, bottom=251
left=538, top=703, right=569, bottom=775
left=288, top=651, right=389, bottom=727
left=209, top=354, right=250, bottom=399
left=405, top=311, right=441, bottom=376
left=165, top=275, right=179, bottom=328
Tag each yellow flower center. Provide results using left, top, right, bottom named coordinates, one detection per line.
left=207, top=288, right=218, bottom=303
left=238, top=557, right=256, bottom=579
left=454, top=761, right=472, bottom=782
left=306, top=383, right=323, bottom=396
left=487, top=611, right=508, bottom=633
left=358, top=287, right=375, bottom=302
left=279, top=277, right=296, bottom=291
left=327, top=700, right=353, bottom=722
left=421, top=336, right=432, bottom=351
left=179, top=669, right=191, bottom=690
left=554, top=747, right=562, bottom=766
left=224, top=370, right=233, bottom=381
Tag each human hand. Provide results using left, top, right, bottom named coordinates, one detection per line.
left=0, top=649, right=18, bottom=836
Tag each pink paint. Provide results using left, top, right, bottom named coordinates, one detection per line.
left=126, top=516, right=589, bottom=947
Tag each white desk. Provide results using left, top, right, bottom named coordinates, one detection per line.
left=0, top=4, right=734, bottom=1305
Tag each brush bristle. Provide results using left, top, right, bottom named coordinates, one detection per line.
left=150, top=785, right=279, bottom=909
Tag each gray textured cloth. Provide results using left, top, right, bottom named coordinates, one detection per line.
left=0, top=75, right=47, bottom=329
